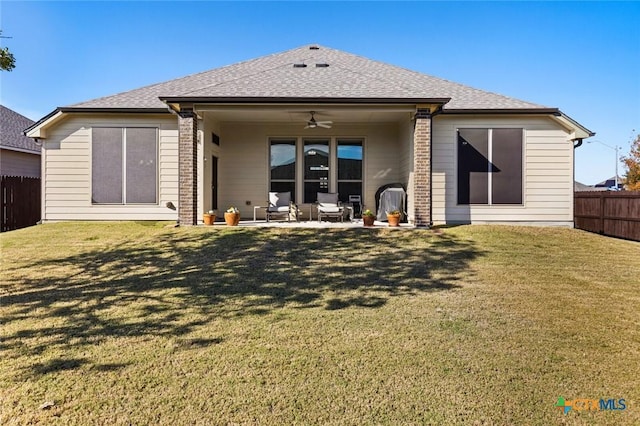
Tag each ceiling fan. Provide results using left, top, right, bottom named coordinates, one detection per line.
left=304, top=111, right=332, bottom=129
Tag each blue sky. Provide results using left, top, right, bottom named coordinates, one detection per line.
left=1, top=1, right=638, bottom=185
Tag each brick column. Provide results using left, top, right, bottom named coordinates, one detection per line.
left=178, top=109, right=198, bottom=226
left=413, top=108, right=432, bottom=227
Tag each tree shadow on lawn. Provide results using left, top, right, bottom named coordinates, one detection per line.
left=2, top=227, right=483, bottom=364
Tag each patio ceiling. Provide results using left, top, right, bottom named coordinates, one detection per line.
left=195, top=105, right=416, bottom=125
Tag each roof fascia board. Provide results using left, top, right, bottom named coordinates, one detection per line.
left=0, top=145, right=41, bottom=155
left=58, top=107, right=169, bottom=114
left=440, top=108, right=562, bottom=115
left=192, top=104, right=418, bottom=113
left=25, top=110, right=64, bottom=139
left=554, top=111, right=595, bottom=139
left=160, top=96, right=452, bottom=105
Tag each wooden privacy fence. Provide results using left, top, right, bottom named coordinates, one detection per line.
left=1, top=176, right=41, bottom=232
left=574, top=191, right=640, bottom=241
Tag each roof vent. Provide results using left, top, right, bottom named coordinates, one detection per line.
left=293, top=63, right=307, bottom=68
left=309, top=46, right=320, bottom=50
left=315, top=63, right=329, bottom=68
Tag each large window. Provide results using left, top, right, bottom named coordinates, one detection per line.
left=270, top=139, right=296, bottom=199
left=457, top=128, right=522, bottom=205
left=337, top=139, right=363, bottom=203
left=92, top=127, right=158, bottom=204
left=269, top=138, right=364, bottom=204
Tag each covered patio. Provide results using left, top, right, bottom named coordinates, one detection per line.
left=168, top=103, right=440, bottom=228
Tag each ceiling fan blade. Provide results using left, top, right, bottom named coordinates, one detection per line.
left=304, top=111, right=331, bottom=129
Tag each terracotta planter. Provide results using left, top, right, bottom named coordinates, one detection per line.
left=203, top=213, right=215, bottom=226
left=387, top=214, right=401, bottom=227
left=362, top=215, right=375, bottom=227
left=224, top=212, right=240, bottom=226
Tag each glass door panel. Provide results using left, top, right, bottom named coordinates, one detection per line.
left=304, top=140, right=329, bottom=203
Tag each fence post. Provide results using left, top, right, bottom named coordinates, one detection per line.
left=599, top=193, right=605, bottom=234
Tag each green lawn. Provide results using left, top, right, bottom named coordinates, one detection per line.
left=1, top=222, right=638, bottom=425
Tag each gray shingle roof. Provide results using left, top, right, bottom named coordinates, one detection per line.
left=0, top=105, right=39, bottom=153
left=71, top=44, right=547, bottom=110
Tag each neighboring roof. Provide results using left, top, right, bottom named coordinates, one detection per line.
left=574, top=181, right=608, bottom=192
left=70, top=45, right=546, bottom=111
left=0, top=105, right=39, bottom=154
left=595, top=176, right=624, bottom=188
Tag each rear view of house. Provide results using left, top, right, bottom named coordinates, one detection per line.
left=25, top=45, right=593, bottom=226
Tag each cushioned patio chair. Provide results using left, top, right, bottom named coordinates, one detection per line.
left=316, top=192, right=344, bottom=222
left=266, top=191, right=298, bottom=222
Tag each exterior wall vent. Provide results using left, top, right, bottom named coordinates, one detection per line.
left=293, top=63, right=307, bottom=68
left=315, top=63, right=329, bottom=68
left=309, top=46, right=320, bottom=50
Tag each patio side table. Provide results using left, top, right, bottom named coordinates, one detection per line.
left=253, top=206, right=267, bottom=222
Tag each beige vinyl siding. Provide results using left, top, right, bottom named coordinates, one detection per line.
left=396, top=119, right=414, bottom=221
left=432, top=115, right=574, bottom=225
left=0, top=149, right=41, bottom=177
left=397, top=118, right=413, bottom=185
left=217, top=122, right=400, bottom=218
left=41, top=114, right=178, bottom=222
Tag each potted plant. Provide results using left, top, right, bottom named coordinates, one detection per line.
left=362, top=209, right=375, bottom=227
left=224, top=207, right=240, bottom=226
left=203, top=210, right=216, bottom=226
left=386, top=210, right=401, bottom=227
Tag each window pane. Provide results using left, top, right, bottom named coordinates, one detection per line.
left=338, top=141, right=362, bottom=180
left=457, top=129, right=489, bottom=205
left=337, top=182, right=362, bottom=203
left=304, top=141, right=329, bottom=180
left=126, top=128, right=158, bottom=204
left=270, top=140, right=296, bottom=180
left=492, top=129, right=522, bottom=204
left=305, top=182, right=326, bottom=204
left=92, top=128, right=123, bottom=204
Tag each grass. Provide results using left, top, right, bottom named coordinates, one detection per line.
left=1, top=222, right=639, bottom=425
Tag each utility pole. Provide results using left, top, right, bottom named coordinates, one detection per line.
left=588, top=140, right=620, bottom=189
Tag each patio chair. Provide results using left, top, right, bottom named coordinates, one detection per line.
left=316, top=192, right=344, bottom=222
left=266, top=191, right=298, bottom=222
